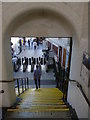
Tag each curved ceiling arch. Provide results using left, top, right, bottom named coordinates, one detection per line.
left=2, top=3, right=82, bottom=80
left=4, top=6, right=77, bottom=39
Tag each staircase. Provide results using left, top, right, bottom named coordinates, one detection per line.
left=4, top=88, right=71, bottom=119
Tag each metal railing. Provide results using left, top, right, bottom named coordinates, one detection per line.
left=69, top=79, right=90, bottom=107
left=14, top=77, right=29, bottom=96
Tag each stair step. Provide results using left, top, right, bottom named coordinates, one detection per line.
left=5, top=88, right=71, bottom=119
left=5, top=111, right=71, bottom=119
left=16, top=104, right=68, bottom=109
left=7, top=108, right=69, bottom=112
left=17, top=103, right=65, bottom=106
left=18, top=100, right=65, bottom=105
left=18, top=102, right=65, bottom=105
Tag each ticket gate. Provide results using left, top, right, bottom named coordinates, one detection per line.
left=23, top=57, right=28, bottom=72
left=13, top=58, right=21, bottom=72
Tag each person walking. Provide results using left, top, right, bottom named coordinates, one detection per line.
left=33, top=41, right=37, bottom=50
left=34, top=65, right=41, bottom=89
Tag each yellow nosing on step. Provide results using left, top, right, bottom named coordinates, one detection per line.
left=8, top=88, right=69, bottom=114
left=7, top=108, right=69, bottom=112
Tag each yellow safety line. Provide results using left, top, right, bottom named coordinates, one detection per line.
left=7, top=108, right=69, bottom=112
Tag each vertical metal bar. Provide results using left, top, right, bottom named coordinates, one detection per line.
left=17, top=79, right=20, bottom=95
left=25, top=78, right=26, bottom=90
left=26, top=78, right=27, bottom=89
left=22, top=78, right=24, bottom=93
left=27, top=77, right=29, bottom=88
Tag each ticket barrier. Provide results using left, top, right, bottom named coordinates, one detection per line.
left=31, top=61, right=34, bottom=72
left=33, top=58, right=35, bottom=64
left=29, top=58, right=31, bottom=65
left=39, top=57, right=41, bottom=61
left=40, top=58, right=43, bottom=65
left=14, top=58, right=21, bottom=72
left=37, top=58, right=39, bottom=64
left=23, top=57, right=28, bottom=72
left=31, top=57, right=34, bottom=61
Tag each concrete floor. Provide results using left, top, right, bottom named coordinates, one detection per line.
left=13, top=44, right=56, bottom=88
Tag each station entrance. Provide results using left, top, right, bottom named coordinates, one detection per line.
left=3, top=37, right=76, bottom=119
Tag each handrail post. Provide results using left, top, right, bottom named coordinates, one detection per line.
left=22, top=79, right=24, bottom=93
left=27, top=77, right=29, bottom=88
left=26, top=78, right=27, bottom=89
left=14, top=77, right=30, bottom=96
left=63, top=80, right=68, bottom=101
left=17, top=79, right=20, bottom=96
left=25, top=78, right=26, bottom=91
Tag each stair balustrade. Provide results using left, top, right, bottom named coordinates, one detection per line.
left=14, top=77, right=29, bottom=96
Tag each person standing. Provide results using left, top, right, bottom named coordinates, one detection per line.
left=28, top=39, right=30, bottom=48
left=19, top=39, right=22, bottom=53
left=34, top=65, right=41, bottom=89
left=23, top=39, right=26, bottom=51
left=33, top=41, right=37, bottom=50
left=38, top=62, right=41, bottom=88
left=36, top=37, right=39, bottom=48
left=31, top=60, right=34, bottom=72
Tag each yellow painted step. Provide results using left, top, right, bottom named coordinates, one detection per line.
left=12, top=88, right=69, bottom=114
left=16, top=105, right=67, bottom=109
left=7, top=108, right=69, bottom=112
left=19, top=101, right=65, bottom=105
left=19, top=88, right=63, bottom=97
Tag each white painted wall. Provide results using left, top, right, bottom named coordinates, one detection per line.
left=68, top=3, right=89, bottom=118
left=0, top=2, right=2, bottom=114
left=0, top=2, right=2, bottom=80
left=68, top=82, right=88, bottom=118
left=2, top=83, right=16, bottom=107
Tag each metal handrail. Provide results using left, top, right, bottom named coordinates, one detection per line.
left=14, top=77, right=29, bottom=96
left=0, top=80, right=15, bottom=83
left=69, top=79, right=90, bottom=107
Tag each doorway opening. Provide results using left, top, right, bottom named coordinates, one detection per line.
left=10, top=37, right=72, bottom=100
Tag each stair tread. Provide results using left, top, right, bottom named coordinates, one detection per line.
left=5, top=111, right=71, bottom=119
left=7, top=108, right=69, bottom=112
left=15, top=105, right=68, bottom=109
left=5, top=88, right=71, bottom=119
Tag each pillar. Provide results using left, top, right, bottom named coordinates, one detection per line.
left=0, top=34, right=16, bottom=107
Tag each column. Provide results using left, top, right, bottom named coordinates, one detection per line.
left=0, top=34, right=16, bottom=107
